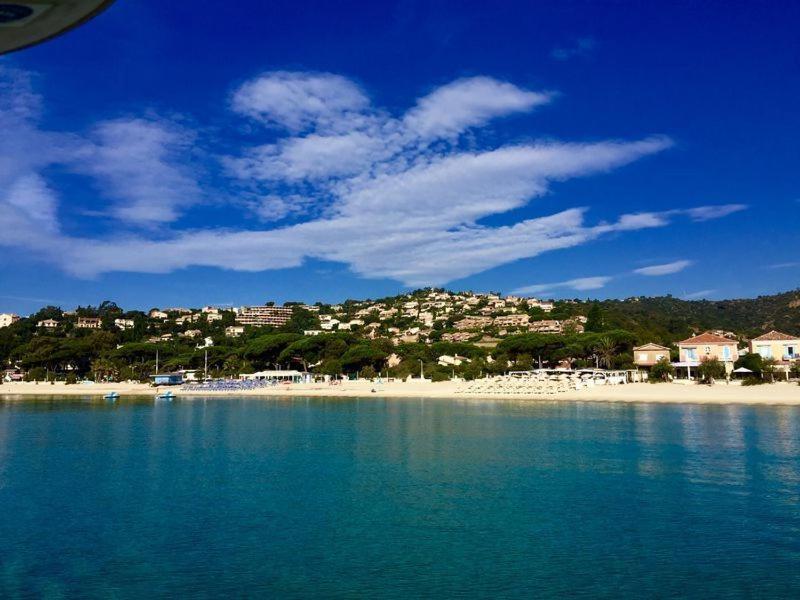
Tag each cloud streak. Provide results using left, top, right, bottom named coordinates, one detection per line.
left=633, top=260, right=693, bottom=276
left=514, top=256, right=696, bottom=296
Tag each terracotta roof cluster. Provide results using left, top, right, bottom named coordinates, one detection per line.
left=678, top=332, right=737, bottom=345
left=751, top=330, right=798, bottom=341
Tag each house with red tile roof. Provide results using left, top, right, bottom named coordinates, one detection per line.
left=633, top=343, right=671, bottom=368
left=749, top=330, right=800, bottom=365
left=677, top=332, right=739, bottom=374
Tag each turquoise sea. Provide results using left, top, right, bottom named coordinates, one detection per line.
left=2, top=396, right=800, bottom=598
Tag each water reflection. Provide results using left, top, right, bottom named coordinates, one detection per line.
left=0, top=397, right=799, bottom=597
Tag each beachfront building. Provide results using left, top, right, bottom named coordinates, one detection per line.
left=149, top=309, right=169, bottom=319
left=0, top=313, right=20, bottom=328
left=677, top=332, right=739, bottom=376
left=37, top=318, right=59, bottom=329
left=633, top=343, right=671, bottom=369
left=749, top=330, right=800, bottom=361
left=2, top=367, right=23, bottom=382
left=236, top=305, right=294, bottom=327
left=225, top=326, right=245, bottom=337
left=749, top=331, right=800, bottom=376
left=240, top=370, right=311, bottom=383
left=151, top=373, right=184, bottom=385
left=76, top=317, right=101, bottom=329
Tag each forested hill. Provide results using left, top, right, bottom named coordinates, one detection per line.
left=581, top=290, right=800, bottom=343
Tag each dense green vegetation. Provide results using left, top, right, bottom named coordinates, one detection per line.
left=2, top=288, right=799, bottom=383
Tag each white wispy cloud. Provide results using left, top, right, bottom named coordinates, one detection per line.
left=230, top=71, right=371, bottom=133
left=683, top=204, right=747, bottom=221
left=514, top=257, right=695, bottom=296
left=633, top=259, right=693, bottom=276
left=551, top=37, right=595, bottom=61
left=767, top=262, right=800, bottom=269
left=514, top=275, right=612, bottom=296
left=682, top=289, right=715, bottom=300
left=403, top=76, right=552, bottom=139
left=73, top=117, right=202, bottom=225
left=0, top=66, right=747, bottom=287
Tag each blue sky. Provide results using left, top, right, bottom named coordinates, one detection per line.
left=1, top=0, right=798, bottom=313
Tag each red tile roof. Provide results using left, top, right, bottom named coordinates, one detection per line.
left=678, top=332, right=737, bottom=345
left=752, top=330, right=799, bottom=341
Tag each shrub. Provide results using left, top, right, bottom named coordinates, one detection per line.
left=649, top=357, right=675, bottom=383
left=25, top=367, right=47, bottom=382
left=65, top=373, right=78, bottom=385
left=697, top=358, right=726, bottom=384
left=741, top=377, right=767, bottom=386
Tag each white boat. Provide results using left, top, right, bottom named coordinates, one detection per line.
left=103, top=392, right=119, bottom=400
left=155, top=390, right=175, bottom=401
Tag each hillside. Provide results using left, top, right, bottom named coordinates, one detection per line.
left=591, top=290, right=800, bottom=342
left=1, top=288, right=799, bottom=383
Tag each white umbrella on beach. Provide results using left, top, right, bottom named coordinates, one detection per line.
left=732, top=367, right=753, bottom=373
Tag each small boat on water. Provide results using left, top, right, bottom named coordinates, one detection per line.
left=103, top=392, right=120, bottom=400
left=155, top=390, right=175, bottom=401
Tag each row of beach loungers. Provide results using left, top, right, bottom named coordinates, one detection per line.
left=457, top=374, right=584, bottom=396
left=181, top=379, right=279, bottom=392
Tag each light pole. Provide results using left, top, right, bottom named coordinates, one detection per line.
left=419, top=360, right=424, bottom=380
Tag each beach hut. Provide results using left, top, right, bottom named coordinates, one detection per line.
left=150, top=373, right=184, bottom=386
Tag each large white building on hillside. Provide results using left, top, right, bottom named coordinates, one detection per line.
left=236, top=305, right=294, bottom=327
left=0, top=313, right=20, bottom=328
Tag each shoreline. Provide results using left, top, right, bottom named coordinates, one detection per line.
left=2, top=381, right=800, bottom=405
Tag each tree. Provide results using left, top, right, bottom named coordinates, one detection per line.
left=697, top=357, right=726, bottom=384
left=594, top=336, right=617, bottom=369
left=790, top=362, right=800, bottom=380
left=585, top=303, right=604, bottom=333
left=280, top=307, right=321, bottom=334
left=91, top=358, right=118, bottom=382
left=761, top=357, right=778, bottom=382
left=243, top=333, right=303, bottom=368
left=650, top=357, right=675, bottom=382
left=735, top=352, right=764, bottom=375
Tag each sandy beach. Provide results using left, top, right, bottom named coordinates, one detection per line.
left=2, top=380, right=800, bottom=405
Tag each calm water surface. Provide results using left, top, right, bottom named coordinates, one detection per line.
left=1, top=396, right=800, bottom=598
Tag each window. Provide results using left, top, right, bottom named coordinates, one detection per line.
left=757, top=346, right=772, bottom=358
left=638, top=353, right=648, bottom=362
left=686, top=348, right=698, bottom=360
left=722, top=346, right=731, bottom=360
left=704, top=346, right=711, bottom=355
left=655, top=354, right=665, bottom=361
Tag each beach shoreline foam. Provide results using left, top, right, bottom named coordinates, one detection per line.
left=2, top=380, right=800, bottom=405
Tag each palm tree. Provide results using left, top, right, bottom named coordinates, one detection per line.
left=91, top=357, right=118, bottom=382
left=594, top=336, right=617, bottom=369
left=761, top=357, right=778, bottom=382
